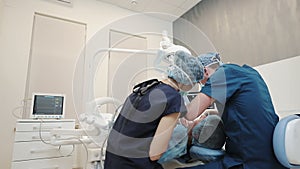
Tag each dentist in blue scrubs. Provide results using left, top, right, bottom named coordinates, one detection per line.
left=184, top=53, right=287, bottom=169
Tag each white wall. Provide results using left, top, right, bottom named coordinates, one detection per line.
left=0, top=0, right=172, bottom=168
left=0, top=0, right=3, bottom=28
left=255, top=55, right=300, bottom=118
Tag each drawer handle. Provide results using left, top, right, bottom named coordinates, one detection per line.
left=30, top=148, right=58, bottom=154
left=41, top=166, right=59, bottom=169
left=33, top=126, right=62, bottom=130
left=31, top=136, right=42, bottom=139
left=32, top=136, right=52, bottom=140
left=32, top=136, right=39, bottom=139
left=29, top=166, right=59, bottom=169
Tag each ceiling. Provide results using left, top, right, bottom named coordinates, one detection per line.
left=97, top=0, right=202, bottom=21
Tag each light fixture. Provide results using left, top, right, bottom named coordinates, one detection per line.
left=131, top=0, right=138, bottom=5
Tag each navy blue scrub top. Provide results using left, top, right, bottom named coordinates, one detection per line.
left=105, top=82, right=187, bottom=169
left=199, top=64, right=287, bottom=169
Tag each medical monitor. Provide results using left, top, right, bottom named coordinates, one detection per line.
left=187, top=92, right=199, bottom=102
left=187, top=92, right=216, bottom=109
left=30, top=93, right=66, bottom=119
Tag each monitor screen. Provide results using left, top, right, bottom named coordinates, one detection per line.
left=187, top=92, right=199, bottom=102
left=30, top=93, right=65, bottom=119
left=187, top=91, right=216, bottom=109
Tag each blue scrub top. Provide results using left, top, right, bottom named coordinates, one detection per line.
left=105, top=82, right=187, bottom=169
left=198, top=64, right=287, bottom=169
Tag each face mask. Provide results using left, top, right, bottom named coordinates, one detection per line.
left=179, top=91, right=187, bottom=96
left=179, top=91, right=190, bottom=105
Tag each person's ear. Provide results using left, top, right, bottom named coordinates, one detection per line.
left=204, top=67, right=209, bottom=76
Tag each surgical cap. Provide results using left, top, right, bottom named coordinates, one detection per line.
left=197, top=52, right=222, bottom=67
left=167, top=51, right=204, bottom=85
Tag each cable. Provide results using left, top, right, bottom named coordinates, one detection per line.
left=99, top=135, right=108, bottom=169
left=38, top=119, right=76, bottom=158
left=58, top=144, right=75, bottom=157
left=39, top=119, right=52, bottom=145
left=77, top=138, right=89, bottom=169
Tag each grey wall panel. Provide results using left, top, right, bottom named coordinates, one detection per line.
left=174, top=0, right=300, bottom=66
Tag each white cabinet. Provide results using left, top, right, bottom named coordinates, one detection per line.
left=11, top=157, right=71, bottom=169
left=11, top=119, right=75, bottom=169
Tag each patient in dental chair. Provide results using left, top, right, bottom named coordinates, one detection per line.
left=158, top=114, right=226, bottom=168
left=189, top=114, right=226, bottom=162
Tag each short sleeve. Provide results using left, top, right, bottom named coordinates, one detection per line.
left=162, top=86, right=187, bottom=118
left=201, top=65, right=242, bottom=105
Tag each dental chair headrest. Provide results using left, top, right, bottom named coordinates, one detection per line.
left=273, top=114, right=300, bottom=168
left=192, top=115, right=226, bottom=149
left=189, top=115, right=226, bottom=163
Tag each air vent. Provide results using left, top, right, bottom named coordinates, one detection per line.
left=57, top=0, right=72, bottom=4
left=46, top=0, right=73, bottom=6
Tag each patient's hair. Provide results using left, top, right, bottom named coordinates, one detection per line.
left=192, top=115, right=226, bottom=149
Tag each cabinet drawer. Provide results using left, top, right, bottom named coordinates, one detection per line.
left=11, top=156, right=73, bottom=169
left=14, top=131, right=51, bottom=142
left=14, top=131, right=73, bottom=142
left=12, top=141, right=74, bottom=161
left=15, top=120, right=75, bottom=132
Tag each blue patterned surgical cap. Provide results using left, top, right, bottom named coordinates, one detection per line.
left=197, top=52, right=222, bottom=67
left=167, top=51, right=204, bottom=85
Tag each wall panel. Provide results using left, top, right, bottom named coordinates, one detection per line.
left=25, top=13, right=86, bottom=119
left=174, top=0, right=300, bottom=66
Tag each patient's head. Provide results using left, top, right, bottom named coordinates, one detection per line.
left=192, top=115, right=226, bottom=149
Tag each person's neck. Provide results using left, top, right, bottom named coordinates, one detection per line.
left=162, top=78, right=180, bottom=91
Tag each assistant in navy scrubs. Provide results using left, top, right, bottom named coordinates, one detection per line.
left=184, top=53, right=288, bottom=169
left=104, top=50, right=204, bottom=169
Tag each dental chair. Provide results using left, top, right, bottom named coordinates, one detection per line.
left=273, top=114, right=300, bottom=168
left=162, top=115, right=226, bottom=169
